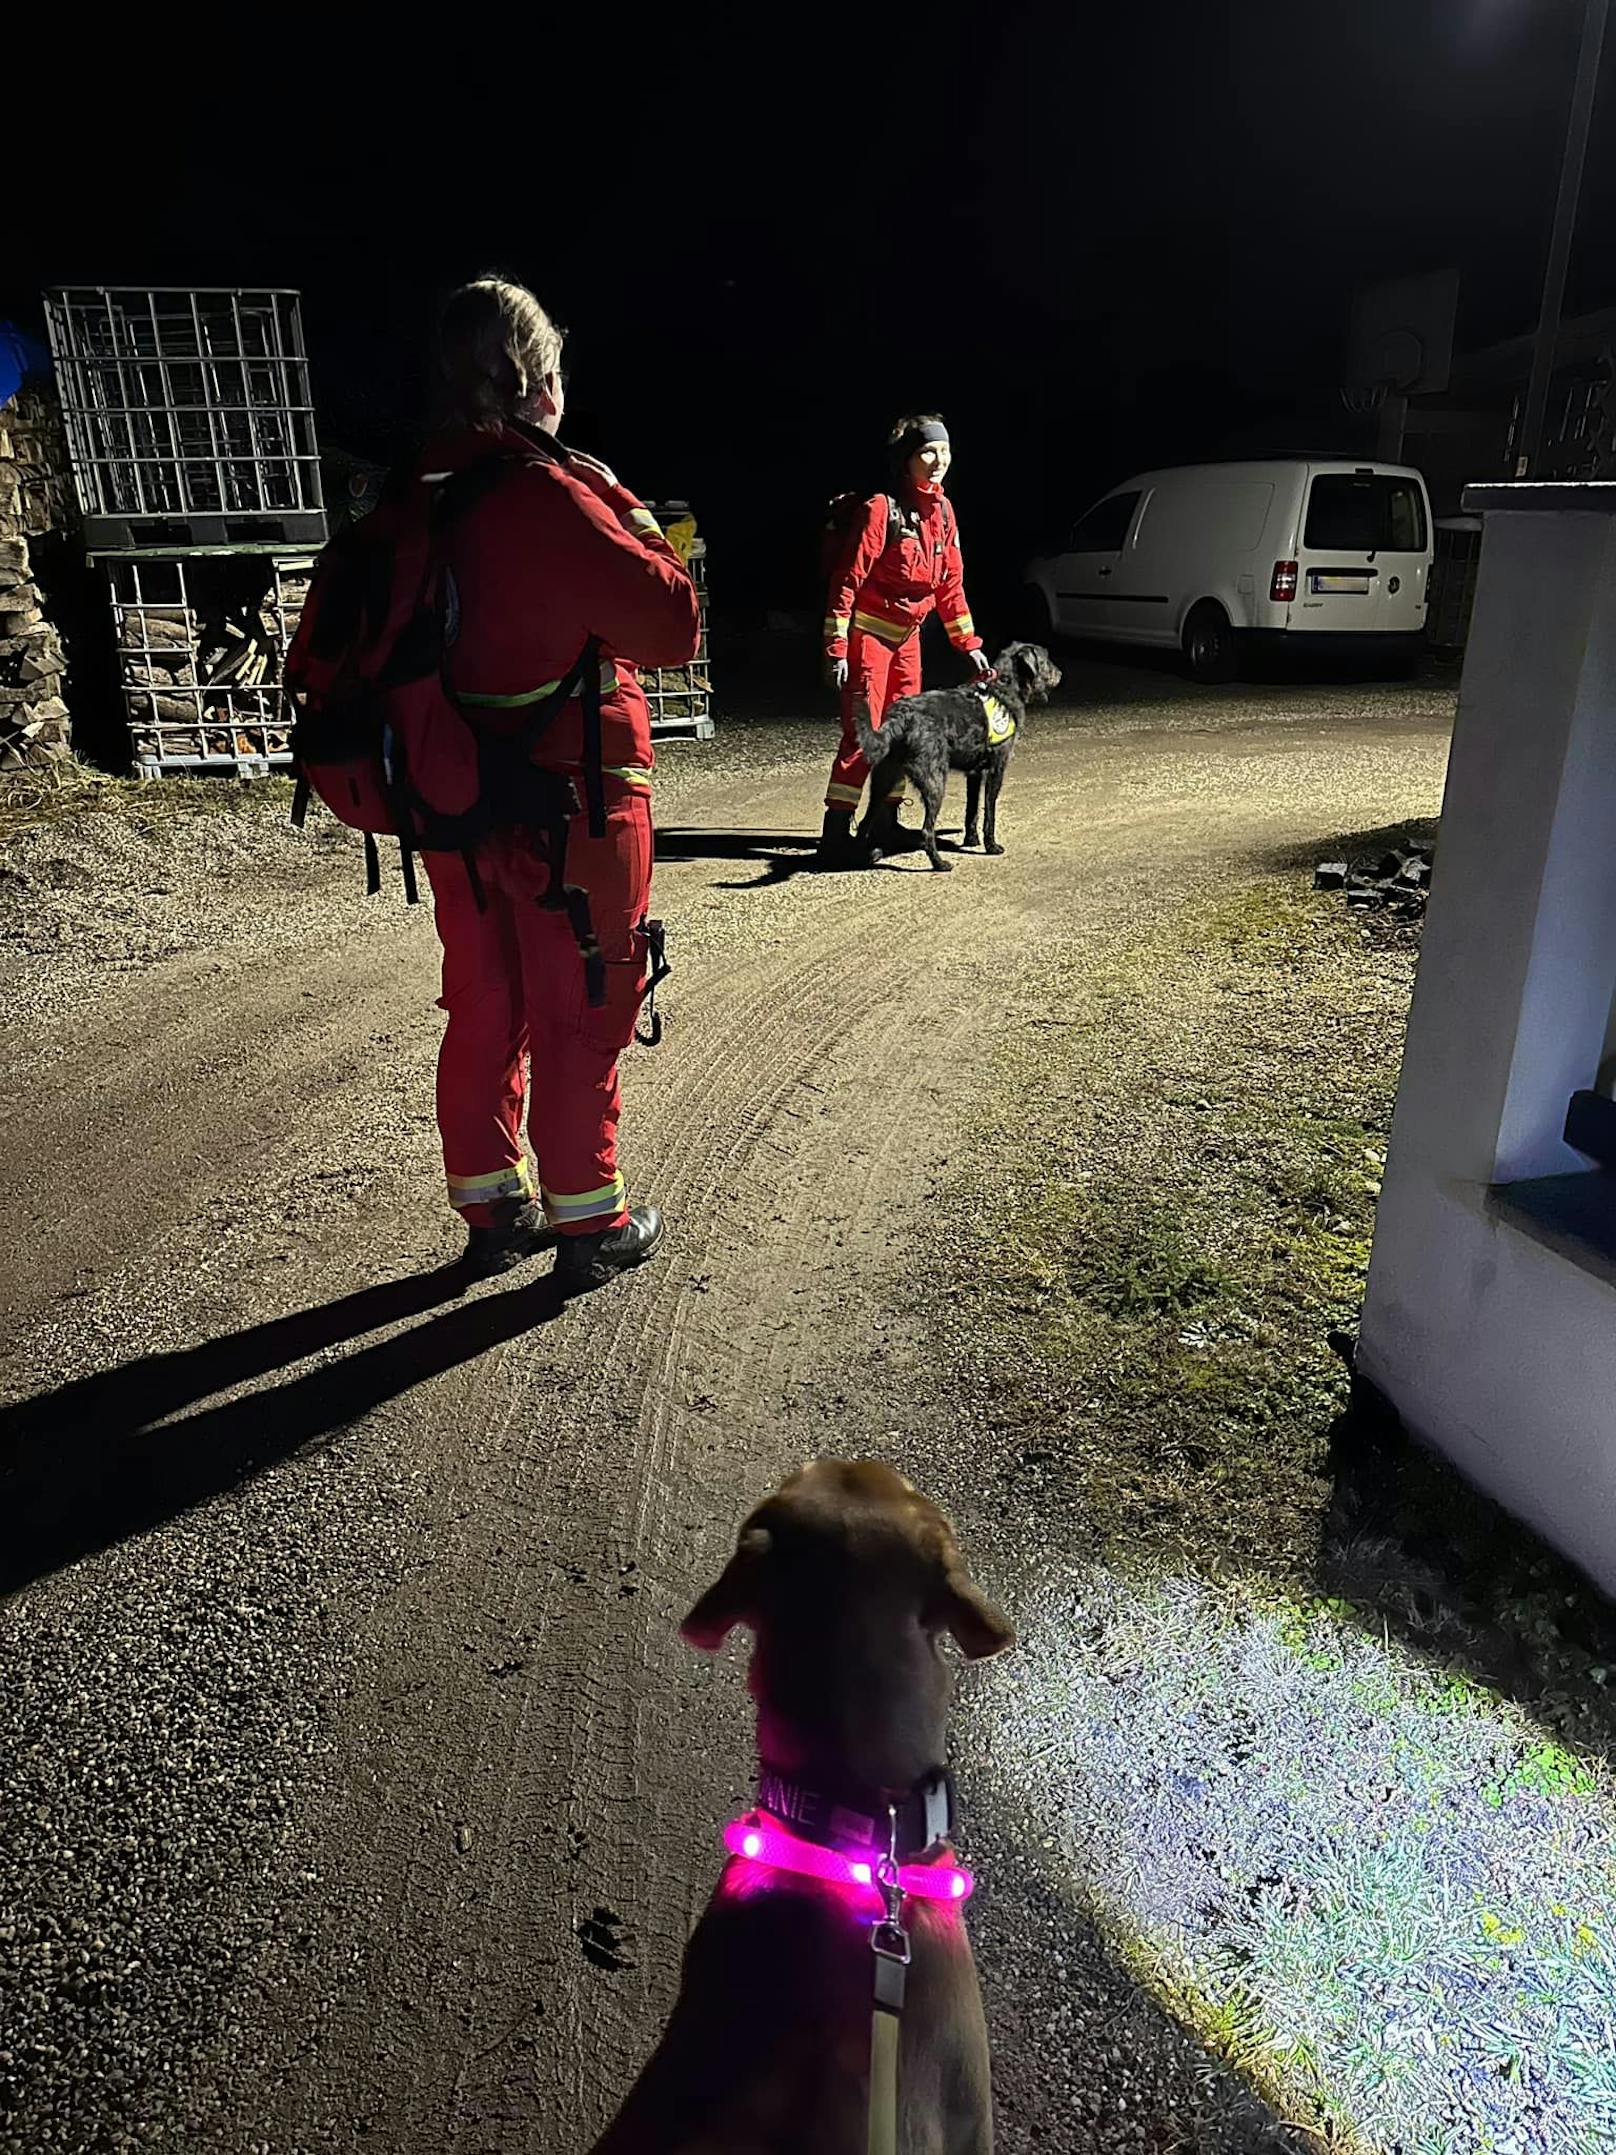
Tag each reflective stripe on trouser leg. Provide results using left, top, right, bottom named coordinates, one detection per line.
left=514, top=800, right=652, bottom=1242
left=543, top=1174, right=628, bottom=1229
left=447, top=1160, right=536, bottom=1211
left=826, top=628, right=921, bottom=808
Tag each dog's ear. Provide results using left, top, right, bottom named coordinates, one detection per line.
left=935, top=1542, right=1016, bottom=1661
left=1007, top=642, right=1040, bottom=696
left=680, top=1524, right=772, bottom=1650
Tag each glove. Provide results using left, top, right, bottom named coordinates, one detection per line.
left=967, top=648, right=993, bottom=677
left=565, top=449, right=621, bottom=493
left=827, top=657, right=849, bottom=693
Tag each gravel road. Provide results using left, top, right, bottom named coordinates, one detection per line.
left=0, top=664, right=1454, bottom=2154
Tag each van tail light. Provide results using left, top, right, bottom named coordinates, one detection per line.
left=1271, top=560, right=1299, bottom=603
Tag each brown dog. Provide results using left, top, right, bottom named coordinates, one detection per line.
left=589, top=1459, right=1015, bottom=2155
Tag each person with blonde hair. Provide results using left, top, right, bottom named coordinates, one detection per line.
left=817, top=413, right=989, bottom=864
left=413, top=277, right=700, bottom=1289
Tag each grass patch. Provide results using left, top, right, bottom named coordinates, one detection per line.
left=0, top=762, right=296, bottom=845
left=980, top=1566, right=1616, bottom=2155
left=940, top=856, right=1616, bottom=2151
left=966, top=876, right=1401, bottom=1576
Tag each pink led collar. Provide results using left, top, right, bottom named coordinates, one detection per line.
left=722, top=1810, right=973, bottom=1902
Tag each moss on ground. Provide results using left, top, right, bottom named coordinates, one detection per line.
left=961, top=874, right=1406, bottom=1579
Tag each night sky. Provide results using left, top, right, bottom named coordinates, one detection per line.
left=12, top=0, right=1616, bottom=623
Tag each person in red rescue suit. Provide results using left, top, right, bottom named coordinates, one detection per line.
left=817, top=413, right=990, bottom=864
left=421, top=279, right=700, bottom=1287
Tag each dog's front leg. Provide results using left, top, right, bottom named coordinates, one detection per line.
left=983, top=755, right=1008, bottom=855
left=962, top=769, right=982, bottom=850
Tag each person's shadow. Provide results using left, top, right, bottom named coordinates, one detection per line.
left=0, top=1259, right=570, bottom=1596
left=655, top=825, right=963, bottom=890
left=655, top=825, right=822, bottom=889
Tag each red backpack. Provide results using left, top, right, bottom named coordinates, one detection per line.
left=820, top=490, right=902, bottom=589
left=284, top=452, right=604, bottom=916
left=819, top=489, right=956, bottom=592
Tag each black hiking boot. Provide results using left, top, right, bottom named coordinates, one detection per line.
left=554, top=1206, right=665, bottom=1295
left=815, top=806, right=857, bottom=867
left=862, top=798, right=916, bottom=864
left=461, top=1197, right=555, bottom=1279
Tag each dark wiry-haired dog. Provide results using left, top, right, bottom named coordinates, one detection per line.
left=853, top=642, right=1061, bottom=871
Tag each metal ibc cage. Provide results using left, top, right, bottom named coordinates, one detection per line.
left=109, top=552, right=312, bottom=777
left=641, top=502, right=713, bottom=738
left=44, top=288, right=327, bottom=551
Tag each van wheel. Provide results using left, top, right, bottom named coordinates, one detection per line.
left=1184, top=602, right=1235, bottom=683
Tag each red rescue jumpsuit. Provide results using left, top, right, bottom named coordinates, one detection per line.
left=822, top=479, right=982, bottom=811
left=416, top=426, right=700, bottom=1235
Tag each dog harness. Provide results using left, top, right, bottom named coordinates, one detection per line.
left=721, top=1768, right=970, bottom=2155
left=982, top=693, right=1015, bottom=745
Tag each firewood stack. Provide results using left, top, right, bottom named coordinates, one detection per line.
left=0, top=387, right=73, bottom=772
left=114, top=555, right=310, bottom=772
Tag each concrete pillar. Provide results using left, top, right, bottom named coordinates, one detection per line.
left=1358, top=482, right=1616, bottom=1593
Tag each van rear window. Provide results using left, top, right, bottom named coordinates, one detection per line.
left=1305, top=475, right=1427, bottom=553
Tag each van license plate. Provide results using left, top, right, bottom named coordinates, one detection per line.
left=1311, top=572, right=1371, bottom=595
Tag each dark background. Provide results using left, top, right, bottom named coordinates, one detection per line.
left=10, top=0, right=1616, bottom=635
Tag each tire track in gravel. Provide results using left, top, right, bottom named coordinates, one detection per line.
left=247, top=794, right=1089, bottom=2152
left=0, top=935, right=432, bottom=1353
left=0, top=698, right=1456, bottom=2155
left=293, top=912, right=990, bottom=2149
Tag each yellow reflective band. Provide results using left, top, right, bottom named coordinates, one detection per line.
left=544, top=1174, right=627, bottom=1221
left=628, top=507, right=663, bottom=535
left=852, top=611, right=912, bottom=646
left=604, top=765, right=653, bottom=791
left=825, top=614, right=850, bottom=638
left=944, top=614, right=975, bottom=643
left=983, top=695, right=1016, bottom=745
left=447, top=1161, right=535, bottom=1208
left=826, top=782, right=863, bottom=807
left=458, top=659, right=619, bottom=709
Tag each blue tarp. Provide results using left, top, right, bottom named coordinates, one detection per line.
left=0, top=324, right=53, bottom=412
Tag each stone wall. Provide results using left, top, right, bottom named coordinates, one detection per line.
left=0, top=385, right=75, bottom=771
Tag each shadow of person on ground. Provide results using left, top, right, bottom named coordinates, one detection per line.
left=655, top=825, right=968, bottom=890
left=1319, top=1376, right=1616, bottom=1772
left=0, top=1261, right=569, bottom=1596
left=656, top=825, right=824, bottom=890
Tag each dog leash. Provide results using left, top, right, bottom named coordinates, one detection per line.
left=868, top=1802, right=910, bottom=2155
left=721, top=1775, right=970, bottom=2155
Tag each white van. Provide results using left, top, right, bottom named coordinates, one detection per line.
left=1023, top=460, right=1433, bottom=680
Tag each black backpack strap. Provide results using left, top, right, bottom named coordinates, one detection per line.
left=460, top=847, right=486, bottom=912
left=362, top=831, right=382, bottom=896
left=578, top=644, right=606, bottom=841
left=291, top=771, right=311, bottom=829
left=563, top=886, right=607, bottom=1008
left=397, top=841, right=419, bottom=906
